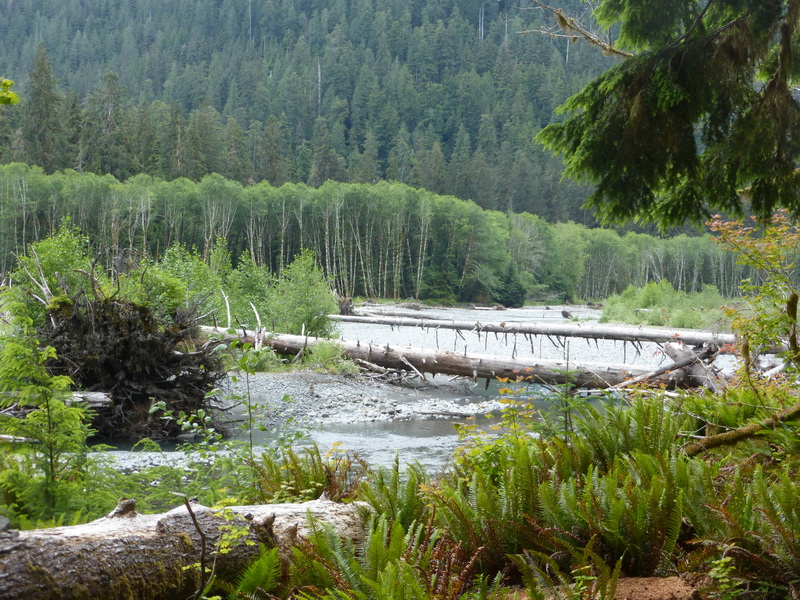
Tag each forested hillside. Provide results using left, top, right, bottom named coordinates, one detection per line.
left=0, top=0, right=613, bottom=222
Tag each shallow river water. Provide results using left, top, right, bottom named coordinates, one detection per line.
left=227, top=303, right=685, bottom=472
left=111, top=303, right=725, bottom=473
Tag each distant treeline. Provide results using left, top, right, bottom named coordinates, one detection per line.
left=0, top=0, right=615, bottom=223
left=0, top=164, right=752, bottom=304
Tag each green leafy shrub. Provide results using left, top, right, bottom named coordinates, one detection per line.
left=160, top=243, right=226, bottom=324
left=600, top=280, right=727, bottom=329
left=266, top=249, right=339, bottom=337
left=302, top=341, right=358, bottom=374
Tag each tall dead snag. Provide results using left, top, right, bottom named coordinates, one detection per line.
left=0, top=498, right=367, bottom=600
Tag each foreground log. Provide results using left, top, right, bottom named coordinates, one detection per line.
left=0, top=391, right=113, bottom=409
left=330, top=314, right=744, bottom=351
left=0, top=498, right=366, bottom=600
left=203, top=327, right=706, bottom=389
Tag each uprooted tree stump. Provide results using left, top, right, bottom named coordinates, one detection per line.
left=0, top=498, right=367, bottom=600
left=42, top=295, right=226, bottom=440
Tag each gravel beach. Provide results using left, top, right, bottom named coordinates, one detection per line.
left=218, top=370, right=508, bottom=428
left=108, top=370, right=507, bottom=472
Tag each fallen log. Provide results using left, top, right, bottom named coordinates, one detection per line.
left=662, top=342, right=726, bottom=391
left=0, top=391, right=113, bottom=409
left=330, top=314, right=744, bottom=351
left=202, top=327, right=702, bottom=389
left=683, top=400, right=800, bottom=457
left=0, top=497, right=366, bottom=600
left=0, top=434, right=38, bottom=444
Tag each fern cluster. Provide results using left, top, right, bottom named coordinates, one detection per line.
left=5, top=356, right=800, bottom=598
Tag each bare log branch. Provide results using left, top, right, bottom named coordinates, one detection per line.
left=520, top=1, right=634, bottom=59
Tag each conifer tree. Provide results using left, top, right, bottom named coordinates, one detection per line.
left=62, top=92, right=84, bottom=172
left=221, top=117, right=248, bottom=184
left=260, top=115, right=290, bottom=186
left=349, top=129, right=381, bottom=183
left=82, top=72, right=131, bottom=179
left=386, top=125, right=413, bottom=183
left=21, top=46, right=66, bottom=173
left=307, top=117, right=345, bottom=187
left=536, top=0, right=800, bottom=227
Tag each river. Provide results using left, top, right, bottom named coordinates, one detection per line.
left=221, top=303, right=687, bottom=472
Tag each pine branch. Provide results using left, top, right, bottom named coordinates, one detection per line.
left=668, top=0, right=716, bottom=49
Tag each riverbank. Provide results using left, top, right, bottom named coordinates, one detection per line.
left=218, top=370, right=508, bottom=428
left=109, top=370, right=509, bottom=473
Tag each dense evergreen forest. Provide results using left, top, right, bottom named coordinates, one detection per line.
left=0, top=0, right=614, bottom=222
left=0, top=0, right=755, bottom=303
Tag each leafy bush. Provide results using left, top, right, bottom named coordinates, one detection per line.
left=159, top=243, right=226, bottom=324
left=600, top=280, right=728, bottom=329
left=302, top=341, right=359, bottom=374
left=266, top=249, right=339, bottom=337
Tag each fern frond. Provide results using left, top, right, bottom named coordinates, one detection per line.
left=229, top=544, right=282, bottom=600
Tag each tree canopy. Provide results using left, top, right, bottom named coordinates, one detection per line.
left=537, top=0, right=800, bottom=228
left=0, top=0, right=614, bottom=223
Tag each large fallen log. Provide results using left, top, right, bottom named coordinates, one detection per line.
left=329, top=314, right=744, bottom=350
left=203, top=327, right=704, bottom=389
left=0, top=390, right=113, bottom=409
left=0, top=497, right=366, bottom=600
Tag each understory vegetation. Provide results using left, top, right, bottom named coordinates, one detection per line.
left=599, top=280, right=728, bottom=330
left=5, top=376, right=800, bottom=599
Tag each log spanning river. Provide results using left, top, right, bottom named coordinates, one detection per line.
left=215, top=303, right=730, bottom=472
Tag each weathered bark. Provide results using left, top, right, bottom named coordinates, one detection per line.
left=330, top=314, right=743, bottom=350
left=0, top=498, right=366, bottom=600
left=202, top=327, right=702, bottom=389
left=0, top=434, right=37, bottom=444
left=661, top=342, right=726, bottom=391
left=683, top=400, right=800, bottom=457
left=337, top=296, right=354, bottom=315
